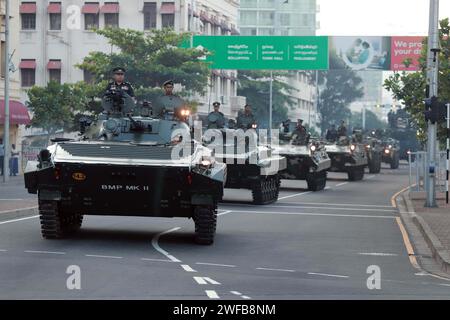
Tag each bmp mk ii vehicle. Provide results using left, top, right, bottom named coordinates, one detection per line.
left=381, top=137, right=400, bottom=169
left=203, top=123, right=286, bottom=205
left=324, top=135, right=368, bottom=181
left=274, top=120, right=330, bottom=191
left=363, top=132, right=383, bottom=174
left=24, top=89, right=226, bottom=245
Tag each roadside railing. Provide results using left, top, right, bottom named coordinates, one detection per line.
left=408, top=151, right=448, bottom=193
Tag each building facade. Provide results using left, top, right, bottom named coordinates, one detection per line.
left=18, top=0, right=242, bottom=116
left=238, top=0, right=319, bottom=131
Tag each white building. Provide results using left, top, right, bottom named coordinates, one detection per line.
left=238, top=0, right=320, bottom=130
left=18, top=0, right=243, bottom=116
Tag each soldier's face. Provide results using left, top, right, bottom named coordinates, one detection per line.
left=114, top=73, right=124, bottom=83
left=245, top=106, right=251, bottom=114
left=214, top=105, right=220, bottom=112
left=164, top=85, right=174, bottom=95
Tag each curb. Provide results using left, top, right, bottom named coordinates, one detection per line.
left=0, top=206, right=39, bottom=221
left=400, top=192, right=450, bottom=275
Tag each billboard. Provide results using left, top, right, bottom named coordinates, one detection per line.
left=329, top=36, right=391, bottom=70
left=191, top=36, right=329, bottom=70
left=390, top=36, right=425, bottom=71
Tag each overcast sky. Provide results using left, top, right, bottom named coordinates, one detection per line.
left=318, top=0, right=450, bottom=36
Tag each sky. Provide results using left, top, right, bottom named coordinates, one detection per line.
left=318, top=0, right=450, bottom=36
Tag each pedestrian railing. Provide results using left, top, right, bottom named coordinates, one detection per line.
left=408, top=151, right=448, bottom=193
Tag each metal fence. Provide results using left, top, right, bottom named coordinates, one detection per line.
left=408, top=151, right=448, bottom=193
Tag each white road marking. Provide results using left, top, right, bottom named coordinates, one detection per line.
left=196, top=262, right=237, bottom=268
left=205, top=290, right=220, bottom=299
left=335, top=182, right=348, bottom=187
left=367, top=175, right=376, bottom=179
left=256, top=267, right=295, bottom=273
left=230, top=291, right=242, bottom=296
left=0, top=249, right=7, bottom=252
left=278, top=191, right=311, bottom=200
left=308, top=272, right=349, bottom=279
left=217, top=210, right=232, bottom=216
left=0, top=199, right=26, bottom=201
left=229, top=210, right=396, bottom=219
left=242, top=296, right=251, bottom=299
left=194, top=277, right=221, bottom=285
left=0, top=215, right=39, bottom=225
left=85, top=254, right=123, bottom=259
left=25, top=250, right=66, bottom=255
left=358, top=252, right=398, bottom=256
left=151, top=227, right=182, bottom=263
left=247, top=205, right=395, bottom=213
left=222, top=201, right=393, bottom=209
left=181, top=264, right=197, bottom=272
left=438, top=283, right=450, bottom=287
left=141, top=258, right=174, bottom=263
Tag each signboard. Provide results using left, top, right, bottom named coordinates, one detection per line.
left=192, top=36, right=329, bottom=70
left=390, top=36, right=424, bottom=71
left=329, top=36, right=391, bottom=70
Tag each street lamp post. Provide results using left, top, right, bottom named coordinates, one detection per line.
left=2, top=0, right=10, bottom=183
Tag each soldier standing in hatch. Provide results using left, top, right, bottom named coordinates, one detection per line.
left=237, top=104, right=257, bottom=129
left=104, top=67, right=135, bottom=98
left=207, top=102, right=225, bottom=129
left=326, top=124, right=338, bottom=142
left=292, top=119, right=308, bottom=145
left=338, top=120, right=347, bottom=137
left=153, top=80, right=186, bottom=118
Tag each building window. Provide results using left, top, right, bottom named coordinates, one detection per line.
left=83, top=69, right=94, bottom=84
left=21, top=13, right=36, bottom=30
left=161, top=14, right=175, bottom=28
left=143, top=2, right=157, bottom=30
left=85, top=14, right=99, bottom=30
left=104, top=13, right=119, bottom=28
left=49, top=69, right=61, bottom=84
left=49, top=13, right=62, bottom=30
left=21, top=69, right=35, bottom=87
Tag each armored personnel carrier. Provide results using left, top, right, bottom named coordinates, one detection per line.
left=274, top=120, right=330, bottom=191
left=363, top=133, right=383, bottom=174
left=203, top=121, right=286, bottom=205
left=324, top=135, right=368, bottom=181
left=24, top=89, right=226, bottom=245
left=381, top=137, right=400, bottom=169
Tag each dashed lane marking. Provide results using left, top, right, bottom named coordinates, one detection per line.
left=0, top=215, right=39, bottom=225
left=217, top=210, right=232, bottom=216
left=205, top=290, right=220, bottom=299
left=277, top=191, right=311, bottom=200
left=141, top=258, right=174, bottom=263
left=367, top=175, right=376, bottom=179
left=85, top=254, right=123, bottom=259
left=229, top=210, right=396, bottom=219
left=335, top=182, right=348, bottom=187
left=194, top=277, right=221, bottom=285
left=221, top=201, right=393, bottom=209
left=181, top=264, right=197, bottom=273
left=25, top=250, right=66, bottom=255
left=196, top=262, right=236, bottom=268
left=308, top=272, right=349, bottom=279
left=151, top=227, right=182, bottom=263
left=0, top=249, right=7, bottom=252
left=256, top=267, right=296, bottom=273
left=230, top=291, right=252, bottom=300
left=242, top=295, right=251, bottom=299
left=358, top=252, right=398, bottom=256
left=241, top=205, right=396, bottom=213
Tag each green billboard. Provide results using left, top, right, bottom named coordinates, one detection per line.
left=192, top=36, right=329, bottom=70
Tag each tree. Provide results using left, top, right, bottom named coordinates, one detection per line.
left=78, top=28, right=210, bottom=106
left=26, top=81, right=91, bottom=143
left=350, top=109, right=387, bottom=131
left=384, top=18, right=450, bottom=146
left=317, top=53, right=364, bottom=134
left=237, top=70, right=296, bottom=129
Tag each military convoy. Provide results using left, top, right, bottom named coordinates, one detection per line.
left=24, top=89, right=226, bottom=245
left=381, top=137, right=401, bottom=169
left=274, top=120, right=330, bottom=191
left=363, top=131, right=383, bottom=174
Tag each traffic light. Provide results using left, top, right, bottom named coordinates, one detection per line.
left=424, top=96, right=446, bottom=124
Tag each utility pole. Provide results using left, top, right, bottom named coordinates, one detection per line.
left=2, top=0, right=10, bottom=183
left=425, top=0, right=440, bottom=207
left=362, top=105, right=366, bottom=131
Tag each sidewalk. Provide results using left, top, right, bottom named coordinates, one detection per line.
left=0, top=175, right=38, bottom=219
left=406, top=191, right=450, bottom=274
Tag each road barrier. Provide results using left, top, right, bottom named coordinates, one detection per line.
left=408, top=151, right=448, bottom=194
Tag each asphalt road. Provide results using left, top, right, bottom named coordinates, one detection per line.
left=1, top=163, right=450, bottom=299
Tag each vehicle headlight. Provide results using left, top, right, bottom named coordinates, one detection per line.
left=388, top=144, right=392, bottom=149
left=310, top=145, right=317, bottom=152
left=366, top=144, right=371, bottom=149
left=251, top=123, right=258, bottom=129
left=384, top=149, right=390, bottom=154
left=199, top=156, right=215, bottom=168
left=350, top=144, right=356, bottom=151
left=179, top=109, right=190, bottom=117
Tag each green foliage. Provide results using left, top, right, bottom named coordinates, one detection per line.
left=26, top=81, right=91, bottom=142
left=78, top=28, right=210, bottom=102
left=237, top=70, right=296, bottom=129
left=384, top=18, right=450, bottom=146
left=350, top=109, right=387, bottom=131
left=317, top=53, right=364, bottom=134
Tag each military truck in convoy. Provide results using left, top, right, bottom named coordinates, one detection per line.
left=24, top=89, right=226, bottom=245
left=274, top=120, right=330, bottom=191
left=363, top=131, right=383, bottom=174
left=203, top=112, right=286, bottom=205
left=381, top=137, right=401, bottom=169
